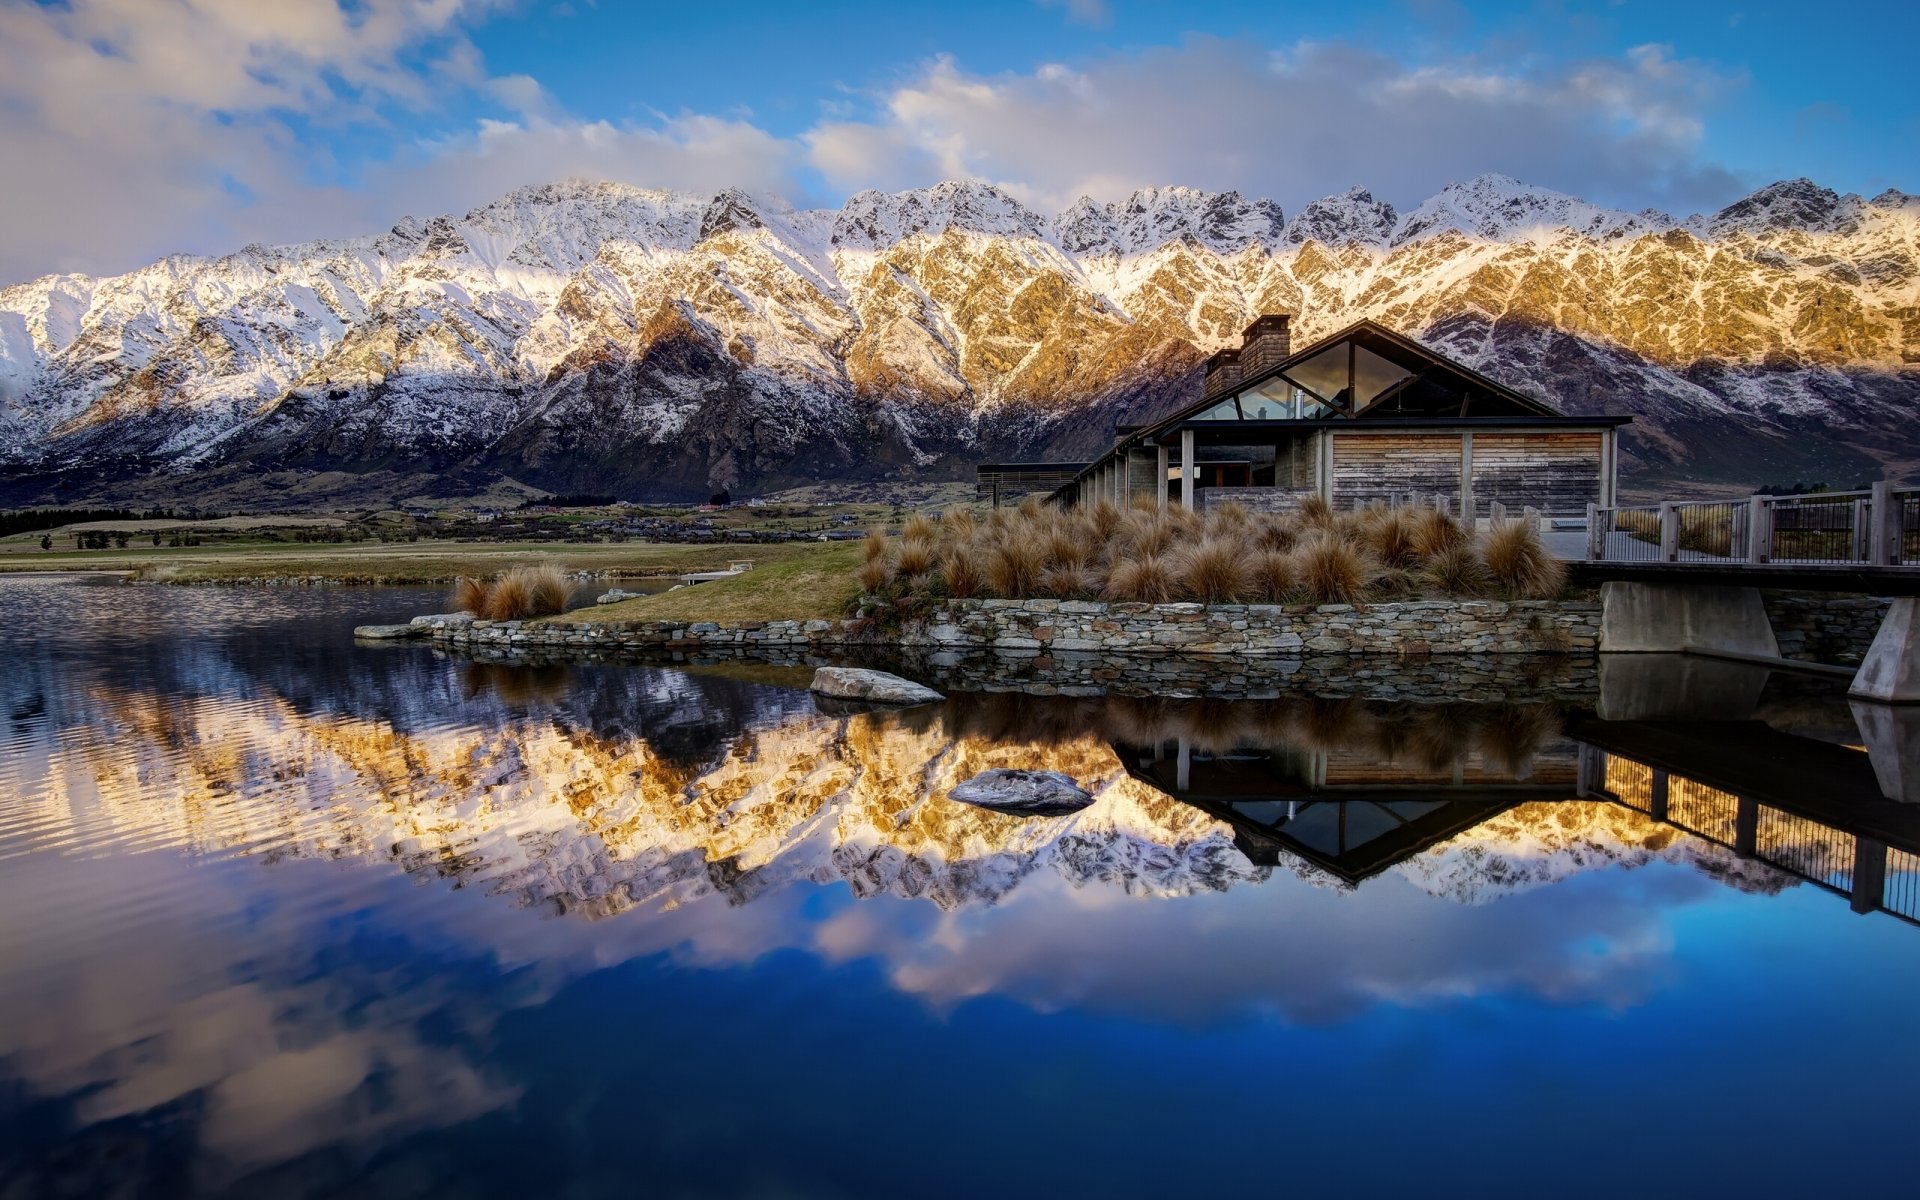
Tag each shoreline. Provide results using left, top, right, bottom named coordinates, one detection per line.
left=411, top=596, right=1602, bottom=659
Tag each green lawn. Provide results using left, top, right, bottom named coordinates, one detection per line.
left=550, top=541, right=864, bottom=624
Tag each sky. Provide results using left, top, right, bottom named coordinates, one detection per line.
left=0, top=0, right=1915, bottom=283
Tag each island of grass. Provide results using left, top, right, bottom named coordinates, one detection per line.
left=549, top=541, right=867, bottom=624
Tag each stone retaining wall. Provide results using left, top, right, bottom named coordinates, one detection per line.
left=1760, top=593, right=1890, bottom=665
left=421, top=596, right=1600, bottom=658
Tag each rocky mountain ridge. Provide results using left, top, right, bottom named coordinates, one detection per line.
left=1, top=173, right=1915, bottom=503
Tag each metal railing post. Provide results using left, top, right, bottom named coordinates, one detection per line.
left=1851, top=496, right=1870, bottom=562
left=1585, top=502, right=1603, bottom=560
left=1746, top=495, right=1769, bottom=563
left=1659, top=502, right=1679, bottom=562
left=1871, top=481, right=1898, bottom=566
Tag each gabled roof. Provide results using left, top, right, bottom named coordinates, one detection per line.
left=1132, top=318, right=1560, bottom=445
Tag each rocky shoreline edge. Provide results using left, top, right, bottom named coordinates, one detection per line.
left=361, top=596, right=1602, bottom=657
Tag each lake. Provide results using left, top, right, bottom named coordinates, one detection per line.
left=1, top=574, right=1916, bottom=1198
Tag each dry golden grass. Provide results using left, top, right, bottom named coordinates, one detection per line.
left=454, top=562, right=572, bottom=620
left=985, top=536, right=1045, bottom=597
left=1105, top=555, right=1179, bottom=603
left=895, top=536, right=936, bottom=578
left=1247, top=550, right=1297, bottom=603
left=1423, top=543, right=1493, bottom=596
left=452, top=575, right=490, bottom=614
left=1480, top=520, right=1568, bottom=599
left=1293, top=534, right=1378, bottom=604
left=1175, top=537, right=1249, bottom=603
left=847, top=497, right=1568, bottom=610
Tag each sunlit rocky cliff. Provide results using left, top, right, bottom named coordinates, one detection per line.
left=2, top=172, right=1914, bottom=501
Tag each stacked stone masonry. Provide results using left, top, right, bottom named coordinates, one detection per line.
left=422, top=598, right=1601, bottom=658
left=1760, top=593, right=1891, bottom=665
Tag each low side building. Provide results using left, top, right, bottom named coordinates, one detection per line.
left=1050, top=315, right=1630, bottom=520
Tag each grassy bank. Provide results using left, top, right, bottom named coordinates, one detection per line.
left=551, top=542, right=864, bottom=623
left=0, top=540, right=835, bottom=584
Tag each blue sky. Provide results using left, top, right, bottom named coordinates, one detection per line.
left=1, top=0, right=1915, bottom=280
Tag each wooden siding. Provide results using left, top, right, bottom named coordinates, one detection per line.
left=1468, top=433, right=1602, bottom=518
left=1330, top=433, right=1463, bottom=510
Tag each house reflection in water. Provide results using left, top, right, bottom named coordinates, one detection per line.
left=1114, top=735, right=1578, bottom=884
left=1111, top=698, right=1920, bottom=922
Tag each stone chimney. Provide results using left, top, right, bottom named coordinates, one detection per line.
left=1238, top=314, right=1293, bottom=378
left=1202, top=349, right=1242, bottom=399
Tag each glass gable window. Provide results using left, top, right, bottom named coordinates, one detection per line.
left=1352, top=345, right=1414, bottom=410
left=1190, top=396, right=1245, bottom=421
left=1281, top=342, right=1351, bottom=405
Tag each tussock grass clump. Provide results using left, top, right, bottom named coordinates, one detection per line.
left=1358, top=505, right=1422, bottom=568
left=453, top=563, right=572, bottom=620
left=1481, top=520, right=1568, bottom=598
left=1176, top=537, right=1249, bottom=603
left=901, top=514, right=939, bottom=543
left=453, top=575, right=490, bottom=615
left=1293, top=534, right=1378, bottom=604
left=895, top=536, right=936, bottom=579
left=985, top=536, right=1045, bottom=598
left=1424, top=543, right=1493, bottom=596
left=1038, top=563, right=1104, bottom=599
left=1411, top=507, right=1468, bottom=559
left=1105, top=555, right=1178, bottom=603
left=942, top=545, right=984, bottom=598
left=856, top=556, right=896, bottom=594
left=1247, top=551, right=1298, bottom=603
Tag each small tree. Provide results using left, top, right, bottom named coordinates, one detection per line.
left=39, top=534, right=51, bottom=551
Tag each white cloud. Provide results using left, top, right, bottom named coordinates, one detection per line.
left=0, top=7, right=1746, bottom=284
left=803, top=37, right=1744, bottom=217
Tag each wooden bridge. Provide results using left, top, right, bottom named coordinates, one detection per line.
left=1570, top=483, right=1920, bottom=702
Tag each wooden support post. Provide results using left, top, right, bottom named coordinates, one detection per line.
left=1460, top=432, right=1475, bottom=525
left=1586, top=502, right=1604, bottom=561
left=1649, top=770, right=1670, bottom=822
left=1871, top=481, right=1899, bottom=566
left=1851, top=837, right=1887, bottom=915
left=1179, top=428, right=1196, bottom=511
left=1156, top=445, right=1169, bottom=512
left=1659, top=502, right=1679, bottom=562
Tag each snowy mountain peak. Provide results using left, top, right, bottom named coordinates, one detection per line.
left=830, top=181, right=1048, bottom=249
left=1283, top=186, right=1398, bottom=247
left=1392, top=174, right=1655, bottom=245
left=1053, top=195, right=1120, bottom=255
left=1711, top=178, right=1861, bottom=235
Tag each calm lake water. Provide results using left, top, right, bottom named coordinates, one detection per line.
left=2, top=574, right=1917, bottom=1198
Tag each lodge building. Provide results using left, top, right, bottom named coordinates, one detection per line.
left=985, top=315, right=1630, bottom=519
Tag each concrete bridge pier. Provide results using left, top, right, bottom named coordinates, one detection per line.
left=1598, top=582, right=1779, bottom=658
left=1850, top=700, right=1920, bottom=804
left=1849, top=597, right=1920, bottom=704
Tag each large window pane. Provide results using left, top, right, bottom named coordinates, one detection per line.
left=1353, top=345, right=1414, bottom=408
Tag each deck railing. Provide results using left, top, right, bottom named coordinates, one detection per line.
left=1586, top=483, right=1920, bottom=566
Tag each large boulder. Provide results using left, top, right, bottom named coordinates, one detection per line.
left=948, top=769, right=1094, bottom=816
left=808, top=667, right=944, bottom=706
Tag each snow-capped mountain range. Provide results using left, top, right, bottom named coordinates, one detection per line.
left=1, top=173, right=1915, bottom=503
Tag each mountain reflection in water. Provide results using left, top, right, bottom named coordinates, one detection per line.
left=1, top=574, right=1916, bottom=1199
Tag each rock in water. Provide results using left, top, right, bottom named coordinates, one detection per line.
left=949, top=769, right=1093, bottom=816
left=808, top=667, right=944, bottom=706
left=353, top=623, right=425, bottom=640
